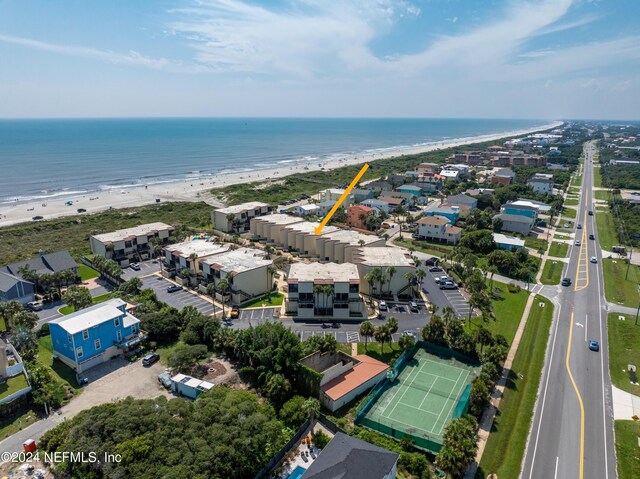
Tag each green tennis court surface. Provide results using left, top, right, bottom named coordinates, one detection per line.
left=357, top=345, right=479, bottom=452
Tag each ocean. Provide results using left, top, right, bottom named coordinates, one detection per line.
left=0, top=118, right=549, bottom=204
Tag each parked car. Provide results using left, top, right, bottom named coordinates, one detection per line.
left=378, top=300, right=388, bottom=311
left=589, top=234, right=595, bottom=240
left=428, top=266, right=443, bottom=272
left=563, top=222, right=570, bottom=228
left=409, top=301, right=419, bottom=312
left=409, top=206, right=420, bottom=212
left=129, top=263, right=141, bottom=271
left=588, top=340, right=600, bottom=352
left=77, top=208, right=87, bottom=213
left=26, top=301, right=43, bottom=312
left=412, top=233, right=422, bottom=239
left=230, top=306, right=240, bottom=319
left=561, top=278, right=572, bottom=287
left=440, top=281, right=458, bottom=290
left=167, top=285, right=182, bottom=293
left=32, top=216, right=43, bottom=221
left=425, top=257, right=439, bottom=266
left=321, top=322, right=331, bottom=329
left=158, top=372, right=172, bottom=389
left=402, top=330, right=416, bottom=338
left=590, top=256, right=598, bottom=263
left=331, top=322, right=341, bottom=329
left=435, top=276, right=450, bottom=284
left=142, top=353, right=160, bottom=367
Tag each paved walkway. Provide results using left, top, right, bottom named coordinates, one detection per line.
left=464, top=291, right=537, bottom=479
left=611, top=385, right=640, bottom=420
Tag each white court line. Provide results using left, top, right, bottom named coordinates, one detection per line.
left=397, top=400, right=442, bottom=417
left=384, top=359, right=429, bottom=419
left=431, top=369, right=469, bottom=436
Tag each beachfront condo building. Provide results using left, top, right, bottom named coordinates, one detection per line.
left=352, top=247, right=416, bottom=298
left=315, top=230, right=385, bottom=263
left=212, top=202, right=274, bottom=233
left=280, top=221, right=339, bottom=256
left=285, top=262, right=363, bottom=320
left=49, top=299, right=147, bottom=373
left=417, top=216, right=462, bottom=245
left=163, top=240, right=229, bottom=278
left=90, top=222, right=174, bottom=266
left=250, top=214, right=305, bottom=245
left=200, top=248, right=273, bottom=305
left=319, top=188, right=354, bottom=207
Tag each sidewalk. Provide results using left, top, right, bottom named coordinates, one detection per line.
left=612, top=385, right=640, bottom=420
left=464, top=292, right=537, bottom=479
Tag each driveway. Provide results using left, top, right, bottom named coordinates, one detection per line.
left=141, top=275, right=214, bottom=315
left=120, top=260, right=160, bottom=281
left=421, top=267, right=472, bottom=318
left=59, top=357, right=171, bottom=419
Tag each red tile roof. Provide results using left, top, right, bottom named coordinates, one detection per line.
left=322, top=355, right=389, bottom=401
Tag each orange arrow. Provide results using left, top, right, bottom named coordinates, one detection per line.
left=314, top=163, right=369, bottom=235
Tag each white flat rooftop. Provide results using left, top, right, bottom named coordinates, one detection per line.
left=92, top=222, right=173, bottom=243
left=320, top=229, right=382, bottom=245
left=164, top=240, right=229, bottom=258
left=49, top=298, right=139, bottom=335
left=353, top=247, right=415, bottom=267
left=254, top=214, right=305, bottom=226
left=215, top=202, right=269, bottom=215
left=203, top=248, right=272, bottom=273
left=289, top=262, right=359, bottom=282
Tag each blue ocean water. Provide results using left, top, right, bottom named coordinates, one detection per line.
left=0, top=118, right=549, bottom=203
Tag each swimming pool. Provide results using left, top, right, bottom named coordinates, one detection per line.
left=288, top=465, right=306, bottom=479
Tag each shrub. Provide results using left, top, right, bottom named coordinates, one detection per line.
left=37, top=323, right=50, bottom=337
left=312, top=430, right=330, bottom=449
left=507, top=283, right=521, bottom=293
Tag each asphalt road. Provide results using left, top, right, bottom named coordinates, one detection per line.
left=522, top=141, right=617, bottom=479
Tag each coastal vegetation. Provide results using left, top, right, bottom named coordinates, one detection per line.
left=614, top=420, right=640, bottom=479
left=607, top=313, right=640, bottom=395
left=548, top=241, right=568, bottom=257
left=601, top=259, right=640, bottom=306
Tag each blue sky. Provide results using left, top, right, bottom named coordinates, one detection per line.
left=0, top=0, right=638, bottom=119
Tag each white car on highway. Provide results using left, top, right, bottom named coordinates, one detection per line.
left=590, top=256, right=598, bottom=263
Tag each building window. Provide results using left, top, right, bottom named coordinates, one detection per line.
left=116, top=330, right=122, bottom=342
left=114, top=317, right=120, bottom=327
left=76, top=347, right=83, bottom=358
left=67, top=333, right=72, bottom=343
left=94, top=339, right=101, bottom=350
left=131, top=324, right=137, bottom=334
left=349, top=284, right=359, bottom=293
left=82, top=329, right=89, bottom=340
left=288, top=284, right=298, bottom=293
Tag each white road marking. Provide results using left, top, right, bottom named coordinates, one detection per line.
left=585, top=315, right=588, bottom=342
left=554, top=457, right=559, bottom=479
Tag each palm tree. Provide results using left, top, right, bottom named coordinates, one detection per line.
left=267, top=265, right=277, bottom=291
left=359, top=320, right=375, bottom=351
left=442, top=306, right=457, bottom=325
left=403, top=270, right=417, bottom=298
left=302, top=398, right=320, bottom=420
left=218, top=278, right=230, bottom=318
left=0, top=301, right=23, bottom=333
left=387, top=316, right=398, bottom=335
left=206, top=282, right=218, bottom=317
left=374, top=324, right=392, bottom=353
left=398, top=333, right=415, bottom=351
left=18, top=264, right=39, bottom=293
left=364, top=271, right=376, bottom=300
left=416, top=269, right=426, bottom=292
left=385, top=266, right=397, bottom=297
left=358, top=239, right=366, bottom=248
left=226, top=213, right=237, bottom=233
left=62, top=269, right=76, bottom=286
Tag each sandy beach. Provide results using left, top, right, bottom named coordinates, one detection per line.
left=0, top=121, right=563, bottom=227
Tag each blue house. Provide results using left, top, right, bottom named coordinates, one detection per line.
left=396, top=185, right=422, bottom=196
left=501, top=203, right=538, bottom=220
left=493, top=233, right=525, bottom=251
left=49, top=299, right=146, bottom=373
left=425, top=206, right=460, bottom=224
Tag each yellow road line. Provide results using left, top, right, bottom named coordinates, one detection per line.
left=575, top=193, right=589, bottom=291
left=566, top=309, right=585, bottom=479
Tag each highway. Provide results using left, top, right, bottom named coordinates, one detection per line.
left=522, top=141, right=617, bottom=479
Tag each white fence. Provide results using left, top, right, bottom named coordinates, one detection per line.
left=0, top=384, right=32, bottom=405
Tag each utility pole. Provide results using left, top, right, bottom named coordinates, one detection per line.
left=625, top=245, right=634, bottom=280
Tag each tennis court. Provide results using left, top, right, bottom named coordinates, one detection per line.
left=356, top=344, right=478, bottom=452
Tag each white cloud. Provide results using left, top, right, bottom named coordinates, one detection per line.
left=0, top=33, right=172, bottom=70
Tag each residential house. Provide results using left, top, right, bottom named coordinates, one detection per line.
left=302, top=431, right=399, bottom=479
left=511, top=199, right=551, bottom=213
left=490, top=168, right=516, bottom=186
left=200, top=248, right=273, bottom=304
left=0, top=338, right=7, bottom=378
left=527, top=174, right=553, bottom=194
left=285, top=262, right=364, bottom=320
left=211, top=202, right=274, bottom=233
left=301, top=351, right=389, bottom=412
left=364, top=180, right=393, bottom=192
left=171, top=373, right=214, bottom=399
left=547, top=163, right=569, bottom=171
left=386, top=174, right=406, bottom=187
left=417, top=162, right=439, bottom=174
left=416, top=172, right=445, bottom=193
left=0, top=271, right=35, bottom=305
left=317, top=200, right=338, bottom=217
left=441, top=203, right=472, bottom=219
left=163, top=240, right=229, bottom=278
left=396, top=184, right=422, bottom=196
left=501, top=201, right=539, bottom=220
left=353, top=188, right=374, bottom=202
left=417, top=216, right=462, bottom=245
left=360, top=199, right=391, bottom=215
left=49, top=299, right=146, bottom=373
left=440, top=169, right=460, bottom=181
left=493, top=233, right=525, bottom=251
left=377, top=196, right=405, bottom=212
left=379, top=191, right=416, bottom=204
left=319, top=188, right=354, bottom=207
left=2, top=250, right=79, bottom=280
left=90, top=223, right=174, bottom=266
left=0, top=339, right=31, bottom=405
left=250, top=214, right=305, bottom=246
left=352, top=247, right=416, bottom=297
left=494, top=213, right=534, bottom=235
left=445, top=194, right=478, bottom=209
left=425, top=206, right=460, bottom=223
left=315, top=230, right=385, bottom=263
left=292, top=203, right=318, bottom=217
left=346, top=205, right=375, bottom=230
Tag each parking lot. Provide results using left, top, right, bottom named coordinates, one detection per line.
left=238, top=307, right=280, bottom=322
left=422, top=268, right=472, bottom=318
left=141, top=275, right=214, bottom=315
left=121, top=260, right=160, bottom=281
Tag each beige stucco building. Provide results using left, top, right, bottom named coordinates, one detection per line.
left=352, top=247, right=416, bottom=297
left=90, top=222, right=174, bottom=266
left=212, top=202, right=274, bottom=233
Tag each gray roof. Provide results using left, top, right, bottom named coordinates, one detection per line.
left=0, top=271, right=32, bottom=292
left=447, top=194, right=476, bottom=203
left=494, top=169, right=516, bottom=177
left=302, top=432, right=399, bottom=479
left=496, top=213, right=533, bottom=224
left=2, top=251, right=78, bottom=277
